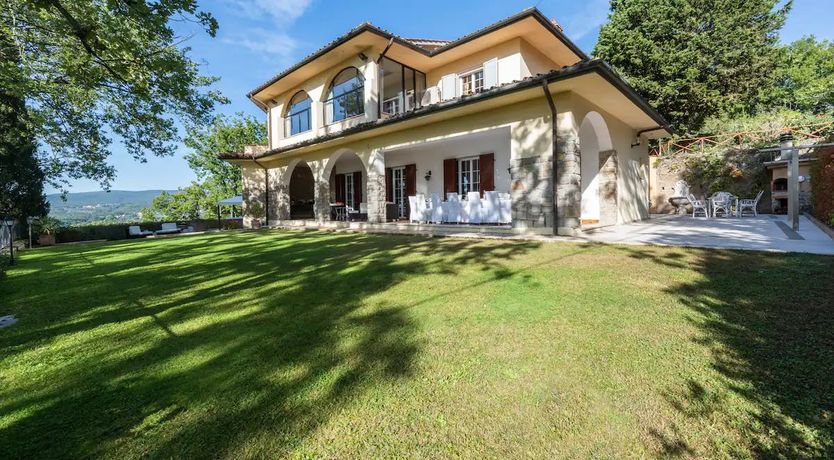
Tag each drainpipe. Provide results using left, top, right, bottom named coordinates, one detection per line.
left=251, top=156, right=269, bottom=227
left=541, top=79, right=558, bottom=235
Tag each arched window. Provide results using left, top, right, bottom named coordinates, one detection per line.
left=285, top=91, right=312, bottom=136
left=326, top=67, right=364, bottom=123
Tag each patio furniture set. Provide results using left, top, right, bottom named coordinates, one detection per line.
left=128, top=222, right=193, bottom=238
left=408, top=191, right=512, bottom=224
left=687, top=191, right=764, bottom=218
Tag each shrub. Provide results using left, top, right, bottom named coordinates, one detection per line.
left=54, top=219, right=221, bottom=244
left=810, top=146, right=834, bottom=228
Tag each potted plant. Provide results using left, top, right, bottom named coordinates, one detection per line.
left=248, top=201, right=265, bottom=229
left=37, top=217, right=62, bottom=246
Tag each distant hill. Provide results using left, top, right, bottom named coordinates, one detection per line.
left=47, top=190, right=173, bottom=225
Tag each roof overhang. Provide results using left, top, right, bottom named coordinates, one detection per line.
left=248, top=8, right=587, bottom=105
left=223, top=60, right=673, bottom=164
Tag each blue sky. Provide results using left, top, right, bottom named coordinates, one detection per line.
left=57, top=0, right=833, bottom=193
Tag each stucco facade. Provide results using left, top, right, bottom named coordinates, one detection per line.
left=225, top=9, right=670, bottom=235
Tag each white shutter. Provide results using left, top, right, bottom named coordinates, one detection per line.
left=483, top=58, right=498, bottom=89
left=441, top=74, right=457, bottom=101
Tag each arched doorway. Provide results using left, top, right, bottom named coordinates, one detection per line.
left=288, top=161, right=315, bottom=219
left=323, top=149, right=368, bottom=220
left=579, top=111, right=614, bottom=226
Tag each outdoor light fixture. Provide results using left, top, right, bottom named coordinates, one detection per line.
left=358, top=52, right=368, bottom=62
left=631, top=136, right=642, bottom=148
left=424, top=170, right=432, bottom=181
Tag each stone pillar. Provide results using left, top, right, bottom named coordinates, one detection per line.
left=313, top=165, right=331, bottom=222
left=366, top=149, right=386, bottom=223
left=598, top=150, right=618, bottom=226
left=555, top=132, right=581, bottom=235
left=274, top=181, right=290, bottom=221
left=510, top=156, right=553, bottom=230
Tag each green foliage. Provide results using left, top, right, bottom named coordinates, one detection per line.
left=52, top=219, right=219, bottom=243
left=247, top=201, right=265, bottom=221
left=809, top=146, right=834, bottom=227
left=35, top=216, right=63, bottom=235
left=771, top=36, right=834, bottom=113
left=0, top=29, right=48, bottom=221
left=141, top=186, right=207, bottom=221
left=143, top=113, right=266, bottom=220
left=595, top=0, right=791, bottom=133
left=0, top=0, right=226, bottom=189
left=699, top=109, right=834, bottom=146
left=673, top=150, right=770, bottom=198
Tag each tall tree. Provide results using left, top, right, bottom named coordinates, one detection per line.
left=0, top=0, right=225, bottom=190
left=0, top=26, right=48, bottom=221
left=594, top=0, right=791, bottom=133
left=142, top=113, right=266, bottom=220
left=770, top=36, right=834, bottom=113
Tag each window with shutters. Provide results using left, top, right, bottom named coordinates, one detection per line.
left=460, top=68, right=484, bottom=96
left=458, top=157, right=480, bottom=195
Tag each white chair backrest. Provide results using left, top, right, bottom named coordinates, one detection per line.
left=408, top=196, right=417, bottom=213
left=359, top=202, right=367, bottom=213
left=161, top=222, right=177, bottom=231
left=447, top=192, right=459, bottom=203
left=467, top=191, right=481, bottom=203
left=687, top=193, right=701, bottom=205
left=128, top=225, right=141, bottom=235
left=431, top=193, right=441, bottom=207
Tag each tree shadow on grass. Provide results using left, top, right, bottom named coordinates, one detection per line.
left=616, top=245, right=834, bottom=458
left=0, top=230, right=542, bottom=457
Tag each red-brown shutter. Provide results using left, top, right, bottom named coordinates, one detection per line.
left=385, top=167, right=393, bottom=202
left=443, top=158, right=457, bottom=196
left=353, top=171, right=362, bottom=206
left=405, top=164, right=417, bottom=196
left=479, top=152, right=495, bottom=195
left=335, top=173, right=345, bottom=203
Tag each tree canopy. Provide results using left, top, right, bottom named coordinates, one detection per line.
left=0, top=0, right=225, bottom=190
left=0, top=23, right=48, bottom=220
left=771, top=36, right=834, bottom=113
left=142, top=113, right=266, bottom=221
left=594, top=0, right=791, bottom=134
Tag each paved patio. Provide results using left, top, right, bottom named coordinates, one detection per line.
left=580, top=214, right=834, bottom=255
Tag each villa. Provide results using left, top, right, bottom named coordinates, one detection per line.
left=221, top=7, right=672, bottom=235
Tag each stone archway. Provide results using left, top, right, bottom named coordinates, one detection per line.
left=286, top=160, right=315, bottom=219
left=321, top=149, right=369, bottom=221
left=579, top=112, right=617, bottom=226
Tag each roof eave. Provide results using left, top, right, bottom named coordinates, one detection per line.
left=246, top=7, right=590, bottom=102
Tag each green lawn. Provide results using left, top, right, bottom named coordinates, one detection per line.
left=1, top=231, right=832, bottom=458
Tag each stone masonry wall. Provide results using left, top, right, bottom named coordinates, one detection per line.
left=510, top=156, right=554, bottom=230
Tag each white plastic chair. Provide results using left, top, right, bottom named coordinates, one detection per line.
left=466, top=191, right=482, bottom=224
left=446, top=193, right=461, bottom=223
left=687, top=193, right=708, bottom=218
left=482, top=191, right=500, bottom=224
left=408, top=196, right=420, bottom=223
left=416, top=194, right=429, bottom=223
left=430, top=193, right=443, bottom=224
left=498, top=193, right=512, bottom=224
left=738, top=190, right=763, bottom=217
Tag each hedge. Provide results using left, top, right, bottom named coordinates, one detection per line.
left=810, top=146, right=834, bottom=228
left=54, top=219, right=222, bottom=244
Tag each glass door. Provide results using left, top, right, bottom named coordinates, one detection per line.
left=392, top=167, right=406, bottom=217
left=458, top=157, right=480, bottom=195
